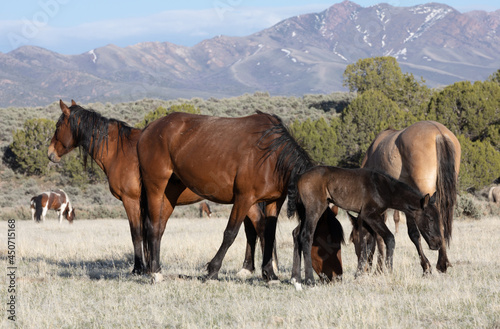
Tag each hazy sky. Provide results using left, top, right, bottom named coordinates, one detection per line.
left=1, top=0, right=498, bottom=54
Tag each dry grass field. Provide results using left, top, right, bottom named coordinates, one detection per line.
left=1, top=212, right=499, bottom=328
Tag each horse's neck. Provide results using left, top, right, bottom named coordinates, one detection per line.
left=87, top=123, right=128, bottom=174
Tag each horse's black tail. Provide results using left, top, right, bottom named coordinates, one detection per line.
left=436, top=136, right=458, bottom=245
left=31, top=195, right=43, bottom=222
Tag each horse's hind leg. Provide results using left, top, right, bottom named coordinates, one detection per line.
left=355, top=225, right=376, bottom=277
left=238, top=216, right=258, bottom=277
left=361, top=213, right=395, bottom=272
left=405, top=213, right=432, bottom=274
left=291, top=223, right=303, bottom=284
left=41, top=207, right=48, bottom=222
left=300, top=204, right=325, bottom=285
left=207, top=198, right=252, bottom=280
left=374, top=233, right=385, bottom=274
left=123, top=198, right=145, bottom=275
left=143, top=178, right=180, bottom=277
left=393, top=210, right=401, bottom=234
left=261, top=200, right=284, bottom=282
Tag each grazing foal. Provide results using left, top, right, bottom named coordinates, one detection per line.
left=30, top=189, right=75, bottom=223
left=288, top=166, right=441, bottom=286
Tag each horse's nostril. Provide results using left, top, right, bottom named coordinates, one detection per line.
left=48, top=152, right=58, bottom=163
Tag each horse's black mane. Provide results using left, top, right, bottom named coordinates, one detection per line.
left=254, top=111, right=314, bottom=214
left=57, top=105, right=135, bottom=160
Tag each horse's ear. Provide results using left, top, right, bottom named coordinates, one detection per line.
left=60, top=100, right=70, bottom=116
left=421, top=194, right=431, bottom=209
left=71, top=99, right=77, bottom=106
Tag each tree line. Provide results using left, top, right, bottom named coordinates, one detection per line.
left=4, top=57, right=500, bottom=193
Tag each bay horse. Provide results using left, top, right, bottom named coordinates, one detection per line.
left=137, top=111, right=316, bottom=281
left=360, top=121, right=460, bottom=274
left=288, top=165, right=441, bottom=286
left=46, top=101, right=288, bottom=275
left=292, top=204, right=344, bottom=283
left=199, top=202, right=212, bottom=218
left=30, top=189, right=75, bottom=223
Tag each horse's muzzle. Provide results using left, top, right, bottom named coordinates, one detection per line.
left=429, top=237, right=442, bottom=250
left=48, top=152, right=60, bottom=163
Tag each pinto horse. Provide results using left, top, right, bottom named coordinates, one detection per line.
left=360, top=121, right=461, bottom=274
left=30, top=189, right=75, bottom=223
left=137, top=111, right=318, bottom=281
left=288, top=165, right=441, bottom=286
left=47, top=101, right=280, bottom=275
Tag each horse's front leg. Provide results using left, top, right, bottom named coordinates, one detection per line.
left=436, top=239, right=451, bottom=273
left=405, top=213, right=432, bottom=274
left=206, top=198, right=252, bottom=280
left=362, top=213, right=395, bottom=273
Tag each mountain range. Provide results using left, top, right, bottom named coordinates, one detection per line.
left=1, top=1, right=499, bottom=107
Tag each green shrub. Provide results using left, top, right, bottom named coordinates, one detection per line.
left=454, top=194, right=482, bottom=219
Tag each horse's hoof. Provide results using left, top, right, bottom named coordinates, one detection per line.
left=304, top=279, right=316, bottom=287
left=204, top=271, right=218, bottom=281
left=151, top=273, right=164, bottom=284
left=262, top=270, right=278, bottom=282
left=290, top=278, right=302, bottom=291
left=131, top=267, right=145, bottom=276
left=236, top=268, right=252, bottom=279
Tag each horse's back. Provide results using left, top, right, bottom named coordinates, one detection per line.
left=138, top=111, right=284, bottom=203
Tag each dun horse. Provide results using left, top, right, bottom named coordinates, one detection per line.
left=288, top=165, right=441, bottom=286
left=47, top=101, right=283, bottom=275
left=30, top=189, right=75, bottom=223
left=489, top=186, right=500, bottom=203
left=360, top=121, right=460, bottom=274
left=137, top=111, right=334, bottom=281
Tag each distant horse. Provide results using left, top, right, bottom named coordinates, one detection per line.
left=360, top=121, right=460, bottom=274
left=199, top=202, right=212, bottom=218
left=288, top=165, right=441, bottom=285
left=30, top=189, right=75, bottom=223
left=47, top=101, right=302, bottom=276
left=137, top=111, right=320, bottom=281
left=489, top=186, right=500, bottom=203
